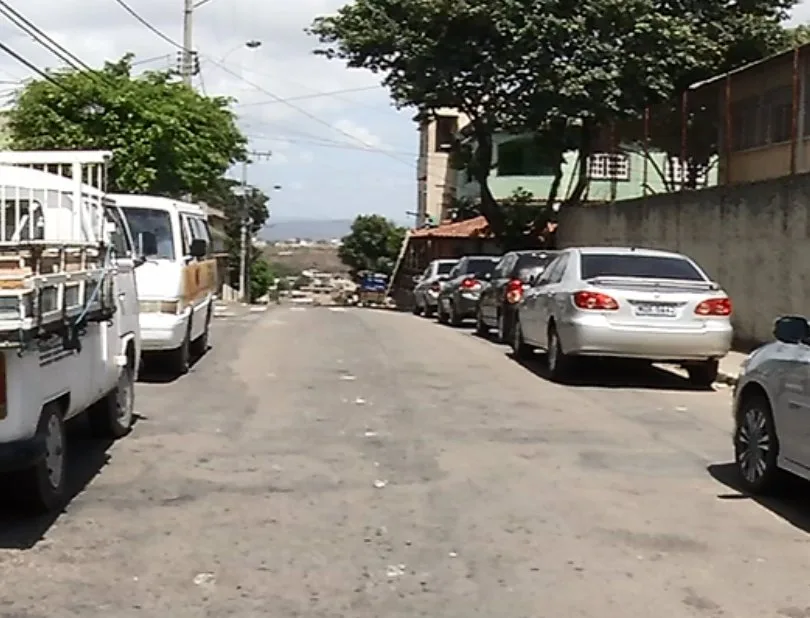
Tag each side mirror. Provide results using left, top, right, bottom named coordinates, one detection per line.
left=189, top=238, right=207, bottom=259
left=412, top=275, right=422, bottom=283
left=774, top=316, right=810, bottom=344
left=138, top=231, right=158, bottom=256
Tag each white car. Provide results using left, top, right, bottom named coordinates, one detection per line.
left=512, top=246, right=733, bottom=386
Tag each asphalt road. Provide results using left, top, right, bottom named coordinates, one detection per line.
left=1, top=304, right=809, bottom=617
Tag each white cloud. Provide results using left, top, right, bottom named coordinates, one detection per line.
left=332, top=119, right=385, bottom=149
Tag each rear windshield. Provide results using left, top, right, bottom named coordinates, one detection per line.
left=579, top=254, right=705, bottom=281
left=437, top=262, right=455, bottom=274
left=467, top=258, right=497, bottom=275
left=515, top=254, right=556, bottom=279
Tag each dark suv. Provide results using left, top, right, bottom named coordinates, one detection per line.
left=436, top=255, right=499, bottom=325
left=475, top=250, right=558, bottom=341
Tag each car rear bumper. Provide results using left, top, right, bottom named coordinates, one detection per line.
left=454, top=293, right=480, bottom=317
left=558, top=316, right=733, bottom=361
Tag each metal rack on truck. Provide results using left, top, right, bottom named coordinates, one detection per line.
left=0, top=151, right=116, bottom=350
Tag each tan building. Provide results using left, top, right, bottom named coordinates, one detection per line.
left=692, top=44, right=810, bottom=185
left=416, top=108, right=468, bottom=226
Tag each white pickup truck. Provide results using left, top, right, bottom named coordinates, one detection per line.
left=0, top=151, right=141, bottom=512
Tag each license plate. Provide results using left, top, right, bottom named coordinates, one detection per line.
left=634, top=303, right=676, bottom=317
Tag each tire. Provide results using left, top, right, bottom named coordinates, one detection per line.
left=546, top=323, right=573, bottom=381
left=412, top=301, right=422, bottom=316
left=168, top=322, right=192, bottom=376
left=88, top=364, right=135, bottom=439
left=511, top=317, right=533, bottom=359
left=423, top=303, right=434, bottom=318
left=497, top=310, right=510, bottom=343
left=191, top=306, right=212, bottom=357
left=475, top=306, right=489, bottom=336
left=734, top=393, right=781, bottom=494
left=17, top=403, right=67, bottom=513
left=686, top=359, right=719, bottom=388
left=448, top=301, right=462, bottom=326
left=437, top=301, right=449, bottom=324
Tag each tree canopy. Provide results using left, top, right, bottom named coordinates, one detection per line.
left=311, top=0, right=796, bottom=246
left=7, top=54, right=247, bottom=197
left=338, top=214, right=406, bottom=278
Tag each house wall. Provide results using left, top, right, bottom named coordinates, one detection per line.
left=416, top=109, right=469, bottom=226
left=557, top=173, right=810, bottom=346
left=718, top=49, right=810, bottom=184
left=455, top=133, right=718, bottom=203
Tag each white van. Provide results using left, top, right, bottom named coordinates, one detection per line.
left=113, top=195, right=217, bottom=375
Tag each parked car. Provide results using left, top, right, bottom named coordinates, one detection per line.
left=511, top=246, right=733, bottom=385
left=412, top=258, right=458, bottom=317
left=476, top=250, right=559, bottom=341
left=436, top=255, right=499, bottom=325
left=731, top=315, right=810, bottom=494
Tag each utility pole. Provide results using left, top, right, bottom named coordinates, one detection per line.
left=238, top=151, right=272, bottom=303
left=181, top=0, right=193, bottom=85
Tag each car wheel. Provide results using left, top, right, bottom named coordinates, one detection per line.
left=734, top=393, right=781, bottom=494
left=686, top=359, right=719, bottom=388
left=546, top=323, right=573, bottom=381
left=88, top=364, right=135, bottom=439
left=423, top=303, right=434, bottom=318
left=497, top=311, right=509, bottom=343
left=511, top=317, right=533, bottom=359
left=436, top=300, right=449, bottom=324
left=475, top=306, right=489, bottom=336
left=449, top=301, right=462, bottom=326
left=412, top=300, right=423, bottom=315
left=17, top=403, right=67, bottom=513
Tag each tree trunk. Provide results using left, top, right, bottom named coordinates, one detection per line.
left=470, top=127, right=505, bottom=236
left=562, top=119, right=593, bottom=207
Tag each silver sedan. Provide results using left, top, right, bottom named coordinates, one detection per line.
left=512, top=246, right=733, bottom=386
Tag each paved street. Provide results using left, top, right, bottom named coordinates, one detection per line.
left=1, top=305, right=809, bottom=616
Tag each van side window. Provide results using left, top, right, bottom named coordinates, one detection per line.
left=186, top=216, right=211, bottom=257
left=180, top=214, right=191, bottom=256
left=104, top=206, right=132, bottom=256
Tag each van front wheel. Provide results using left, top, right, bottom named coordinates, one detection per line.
left=169, top=327, right=191, bottom=376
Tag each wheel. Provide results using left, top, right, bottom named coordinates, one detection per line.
left=734, top=393, right=781, bottom=494
left=423, top=303, right=434, bottom=318
left=88, top=364, right=135, bottom=439
left=686, top=359, right=719, bottom=388
left=475, top=306, right=489, bottom=336
left=437, top=300, right=449, bottom=324
left=412, top=301, right=422, bottom=315
left=497, top=311, right=510, bottom=343
left=546, top=323, right=573, bottom=380
left=168, top=322, right=192, bottom=375
left=511, top=317, right=533, bottom=359
left=17, top=403, right=67, bottom=513
left=191, top=307, right=212, bottom=357
left=448, top=301, right=462, bottom=326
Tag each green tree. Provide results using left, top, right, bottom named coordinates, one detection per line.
left=8, top=54, right=246, bottom=196
left=311, top=0, right=794, bottom=240
left=249, top=256, right=274, bottom=302
left=337, top=214, right=405, bottom=278
left=197, top=178, right=270, bottom=288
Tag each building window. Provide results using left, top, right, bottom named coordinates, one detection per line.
left=665, top=158, right=708, bottom=187
left=434, top=116, right=457, bottom=152
left=587, top=153, right=630, bottom=180
left=496, top=137, right=556, bottom=176
left=732, top=86, right=796, bottom=151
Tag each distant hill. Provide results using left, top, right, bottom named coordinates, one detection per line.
left=260, top=218, right=353, bottom=242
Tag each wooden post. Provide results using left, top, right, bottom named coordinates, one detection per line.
left=791, top=45, right=800, bottom=175
left=680, top=91, right=688, bottom=191
left=724, top=75, right=732, bottom=184
left=642, top=107, right=650, bottom=197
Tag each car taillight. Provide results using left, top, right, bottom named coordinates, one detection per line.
left=505, top=279, right=523, bottom=304
left=461, top=277, right=480, bottom=289
left=573, top=291, right=619, bottom=310
left=695, top=297, right=731, bottom=316
left=430, top=282, right=440, bottom=292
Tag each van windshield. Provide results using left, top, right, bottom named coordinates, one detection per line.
left=121, top=207, right=175, bottom=260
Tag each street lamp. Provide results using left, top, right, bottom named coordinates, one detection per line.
left=220, top=40, right=262, bottom=64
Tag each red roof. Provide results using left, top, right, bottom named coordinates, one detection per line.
left=410, top=216, right=490, bottom=239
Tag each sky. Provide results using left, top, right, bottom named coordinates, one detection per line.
left=0, top=1, right=807, bottom=229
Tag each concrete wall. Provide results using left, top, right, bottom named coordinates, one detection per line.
left=557, top=173, right=810, bottom=346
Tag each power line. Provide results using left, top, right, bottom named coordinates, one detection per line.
left=234, top=85, right=384, bottom=107
left=111, top=0, right=184, bottom=50
left=0, top=41, right=83, bottom=98
left=108, top=0, right=415, bottom=167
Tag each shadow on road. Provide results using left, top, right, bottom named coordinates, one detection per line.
left=137, top=345, right=211, bottom=384
left=709, top=462, right=810, bottom=534
left=511, top=352, right=713, bottom=392
left=0, top=415, right=140, bottom=550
